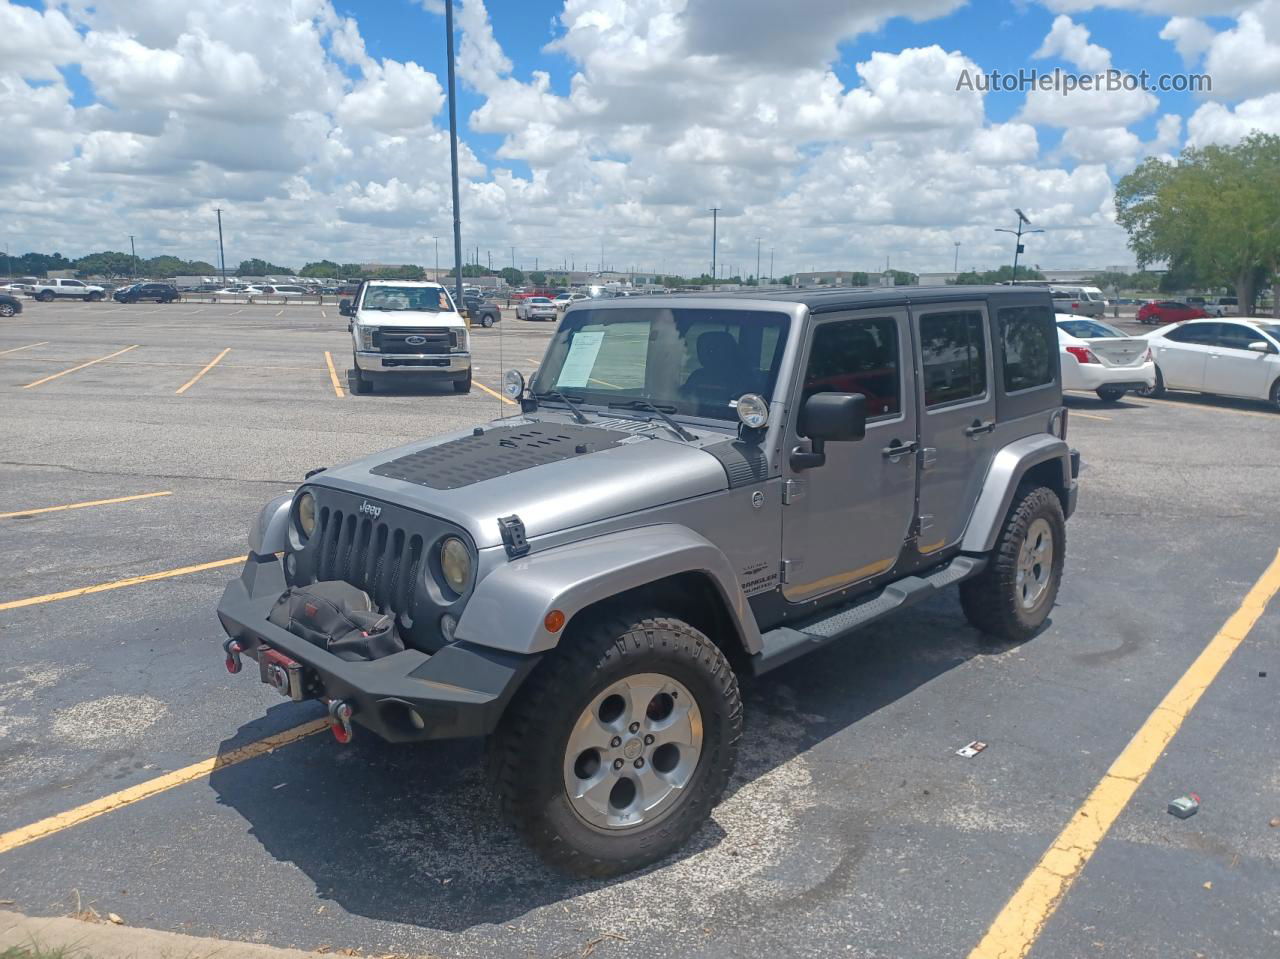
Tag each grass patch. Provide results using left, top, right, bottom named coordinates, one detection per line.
left=2, top=948, right=80, bottom=959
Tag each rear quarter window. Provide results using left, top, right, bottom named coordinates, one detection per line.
left=999, top=305, right=1057, bottom=393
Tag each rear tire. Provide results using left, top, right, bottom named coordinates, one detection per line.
left=37, top=291, right=54, bottom=302
left=1270, top=378, right=1280, bottom=412
left=960, top=485, right=1065, bottom=643
left=489, top=611, right=741, bottom=877
left=1096, top=386, right=1126, bottom=403
left=481, top=313, right=495, bottom=328
left=1136, top=366, right=1165, bottom=398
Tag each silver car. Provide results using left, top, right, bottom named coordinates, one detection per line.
left=517, top=296, right=559, bottom=321
left=218, top=285, right=1078, bottom=877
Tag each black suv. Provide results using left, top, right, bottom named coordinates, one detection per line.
left=114, top=282, right=180, bottom=304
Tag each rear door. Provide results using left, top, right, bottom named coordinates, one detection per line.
left=913, top=302, right=997, bottom=554
left=1153, top=323, right=1215, bottom=389
left=1204, top=323, right=1274, bottom=398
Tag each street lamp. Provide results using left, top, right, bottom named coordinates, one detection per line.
left=444, top=0, right=465, bottom=314
left=433, top=235, right=439, bottom=278
left=954, top=241, right=961, bottom=273
left=994, top=209, right=1044, bottom=282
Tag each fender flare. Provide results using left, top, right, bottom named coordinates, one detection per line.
left=454, top=524, right=762, bottom=656
left=249, top=492, right=294, bottom=555
left=960, top=434, right=1072, bottom=553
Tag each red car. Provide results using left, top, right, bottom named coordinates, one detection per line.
left=1137, top=300, right=1209, bottom=325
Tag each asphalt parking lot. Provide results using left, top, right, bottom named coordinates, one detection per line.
left=1, top=300, right=1278, bottom=959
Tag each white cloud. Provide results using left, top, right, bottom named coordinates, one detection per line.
left=0, top=3, right=81, bottom=80
left=1186, top=92, right=1280, bottom=144
left=1159, top=16, right=1216, bottom=64
left=1035, top=15, right=1112, bottom=71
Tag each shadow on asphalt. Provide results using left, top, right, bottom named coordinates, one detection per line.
left=209, top=591, right=1041, bottom=933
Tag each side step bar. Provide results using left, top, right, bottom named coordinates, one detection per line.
left=751, top=555, right=986, bottom=676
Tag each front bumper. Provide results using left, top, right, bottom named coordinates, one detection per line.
left=354, top=351, right=470, bottom=374
left=216, top=554, right=539, bottom=743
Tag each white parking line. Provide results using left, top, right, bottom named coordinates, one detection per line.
left=275, top=310, right=284, bottom=317
left=229, top=309, right=244, bottom=316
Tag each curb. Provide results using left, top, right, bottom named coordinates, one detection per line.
left=0, top=910, right=330, bottom=959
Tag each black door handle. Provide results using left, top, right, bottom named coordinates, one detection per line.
left=882, top=440, right=918, bottom=459
left=965, top=419, right=995, bottom=437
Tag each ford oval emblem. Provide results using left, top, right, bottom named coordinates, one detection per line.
left=405, top=335, right=427, bottom=346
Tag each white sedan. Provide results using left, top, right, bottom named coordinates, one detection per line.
left=516, top=296, right=559, bottom=321
left=1056, top=315, right=1156, bottom=402
left=1142, top=317, right=1280, bottom=409
left=553, top=292, right=590, bottom=311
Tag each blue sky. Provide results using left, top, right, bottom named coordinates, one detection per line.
left=1, top=1, right=1275, bottom=274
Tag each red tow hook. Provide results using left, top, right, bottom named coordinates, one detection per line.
left=328, top=699, right=354, bottom=744
left=223, top=639, right=245, bottom=674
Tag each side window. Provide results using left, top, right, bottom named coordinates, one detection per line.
left=999, top=305, right=1057, bottom=393
left=1165, top=324, right=1218, bottom=344
left=802, top=317, right=901, bottom=419
left=919, top=310, right=987, bottom=407
left=1215, top=324, right=1266, bottom=350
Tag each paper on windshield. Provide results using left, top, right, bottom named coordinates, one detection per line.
left=555, top=330, right=605, bottom=388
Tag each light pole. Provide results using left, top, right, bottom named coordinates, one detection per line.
left=769, top=248, right=774, bottom=285
left=954, top=241, right=961, bottom=273
left=129, top=234, right=138, bottom=279
left=755, top=237, right=761, bottom=286
left=444, top=0, right=465, bottom=312
left=709, top=207, right=719, bottom=287
left=215, top=208, right=227, bottom=283
left=433, top=236, right=439, bottom=278
left=995, top=209, right=1044, bottom=282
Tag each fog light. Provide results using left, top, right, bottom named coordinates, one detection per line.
left=440, top=613, right=457, bottom=642
left=735, top=393, right=769, bottom=429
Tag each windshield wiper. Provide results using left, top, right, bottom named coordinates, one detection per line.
left=533, top=389, right=591, bottom=424
left=607, top=399, right=696, bottom=442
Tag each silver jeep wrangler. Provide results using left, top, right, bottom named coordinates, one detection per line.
left=217, top=286, right=1078, bottom=876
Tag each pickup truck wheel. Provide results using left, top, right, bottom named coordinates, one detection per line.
left=452, top=370, right=471, bottom=393
left=1096, top=386, right=1126, bottom=403
left=347, top=364, right=372, bottom=394
left=87, top=291, right=103, bottom=302
left=960, top=485, right=1065, bottom=643
left=37, top=291, right=55, bottom=302
left=490, top=612, right=741, bottom=877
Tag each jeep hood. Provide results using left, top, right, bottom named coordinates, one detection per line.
left=309, top=418, right=732, bottom=548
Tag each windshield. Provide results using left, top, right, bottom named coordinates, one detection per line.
left=1059, top=319, right=1124, bottom=339
left=361, top=286, right=454, bottom=312
left=531, top=307, right=790, bottom=422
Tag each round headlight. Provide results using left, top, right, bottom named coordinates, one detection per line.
left=503, top=368, right=525, bottom=398
left=439, top=536, right=471, bottom=594
left=296, top=491, right=316, bottom=538
left=735, top=393, right=770, bottom=429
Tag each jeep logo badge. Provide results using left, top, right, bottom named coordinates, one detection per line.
left=359, top=500, right=382, bottom=519
left=405, top=335, right=427, bottom=346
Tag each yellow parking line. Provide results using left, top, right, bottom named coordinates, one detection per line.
left=175, top=347, right=231, bottom=395
left=0, top=555, right=244, bottom=613
left=0, top=341, right=48, bottom=356
left=0, top=719, right=328, bottom=855
left=968, top=547, right=1280, bottom=959
left=475, top=380, right=516, bottom=406
left=1072, top=411, right=1111, bottom=421
left=0, top=491, right=172, bottom=520
left=589, top=376, right=621, bottom=389
left=323, top=351, right=345, bottom=398
left=21, top=345, right=139, bottom=389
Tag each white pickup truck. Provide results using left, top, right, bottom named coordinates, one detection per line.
left=341, top=280, right=471, bottom=394
left=30, top=278, right=106, bottom=302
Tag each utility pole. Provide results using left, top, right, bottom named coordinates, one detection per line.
left=433, top=236, right=439, bottom=278
left=954, top=241, right=961, bottom=273
left=487, top=250, right=492, bottom=272
left=708, top=207, right=719, bottom=287
left=511, top=246, right=516, bottom=274
left=995, top=209, right=1043, bottom=283
left=128, top=234, right=138, bottom=279
left=3, top=241, right=10, bottom=282
left=215, top=208, right=227, bottom=283
left=444, top=0, right=464, bottom=311
left=769, top=248, right=774, bottom=285
left=755, top=237, right=761, bottom=286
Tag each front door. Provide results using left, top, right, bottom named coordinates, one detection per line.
left=1203, top=322, right=1274, bottom=398
left=781, top=308, right=917, bottom=603
left=1153, top=323, right=1214, bottom=390
left=913, top=303, right=998, bottom=553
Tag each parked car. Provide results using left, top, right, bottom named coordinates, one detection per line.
left=1142, top=318, right=1280, bottom=408
left=463, top=293, right=502, bottom=328
left=1056, top=315, right=1155, bottom=402
left=0, top=292, right=22, bottom=317
left=269, top=284, right=310, bottom=297
left=114, top=282, right=180, bottom=304
left=1050, top=285, right=1105, bottom=318
left=1137, top=300, right=1209, bottom=325
left=30, top=278, right=106, bottom=302
left=217, top=284, right=1077, bottom=876
left=1206, top=296, right=1239, bottom=317
left=554, top=292, right=590, bottom=311
left=516, top=296, right=558, bottom=321
left=341, top=280, right=470, bottom=394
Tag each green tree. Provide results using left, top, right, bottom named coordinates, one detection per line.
left=499, top=266, right=524, bottom=286
left=10, top=251, right=73, bottom=276
left=300, top=260, right=342, bottom=278
left=141, top=255, right=189, bottom=277
left=886, top=269, right=918, bottom=286
left=237, top=258, right=294, bottom=276
left=529, top=271, right=547, bottom=285
left=951, top=265, right=1046, bottom=285
left=1115, top=132, right=1280, bottom=314
left=74, top=251, right=137, bottom=278
left=187, top=260, right=218, bottom=274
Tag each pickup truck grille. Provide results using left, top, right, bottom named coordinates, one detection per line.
left=374, top=327, right=455, bottom=355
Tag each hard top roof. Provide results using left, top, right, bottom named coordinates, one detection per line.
left=579, top=284, right=1051, bottom=314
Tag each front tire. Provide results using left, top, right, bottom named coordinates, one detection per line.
left=88, top=292, right=103, bottom=302
left=1096, top=386, right=1126, bottom=403
left=347, top=363, right=372, bottom=394
left=452, top=369, right=471, bottom=393
left=1270, top=378, right=1280, bottom=412
left=960, top=485, right=1066, bottom=643
left=1136, top=365, right=1166, bottom=398
left=0, top=302, right=15, bottom=317
left=490, top=612, right=741, bottom=877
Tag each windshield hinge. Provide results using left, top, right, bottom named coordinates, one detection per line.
left=498, top=514, right=530, bottom=559
left=782, top=479, right=805, bottom=505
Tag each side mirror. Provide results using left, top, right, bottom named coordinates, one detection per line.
left=339, top=298, right=353, bottom=317
left=1248, top=341, right=1271, bottom=354
left=792, top=393, right=866, bottom=470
